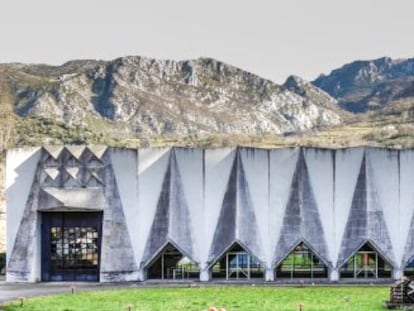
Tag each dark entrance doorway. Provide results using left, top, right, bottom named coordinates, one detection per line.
left=41, top=212, right=103, bottom=281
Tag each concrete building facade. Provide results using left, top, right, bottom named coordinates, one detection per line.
left=5, top=146, right=414, bottom=282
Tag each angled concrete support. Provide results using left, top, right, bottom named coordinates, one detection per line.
left=137, top=269, right=146, bottom=282
left=265, top=268, right=274, bottom=282
left=200, top=269, right=211, bottom=282
left=392, top=269, right=403, bottom=280
left=329, top=269, right=339, bottom=282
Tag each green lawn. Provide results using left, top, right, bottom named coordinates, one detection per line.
left=4, top=286, right=389, bottom=311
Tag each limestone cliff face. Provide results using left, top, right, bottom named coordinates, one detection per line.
left=1, top=56, right=343, bottom=137
left=313, top=57, right=414, bottom=112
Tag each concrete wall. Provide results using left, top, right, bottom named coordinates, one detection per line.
left=6, top=146, right=414, bottom=282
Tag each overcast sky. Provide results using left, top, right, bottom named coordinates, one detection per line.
left=1, top=0, right=413, bottom=83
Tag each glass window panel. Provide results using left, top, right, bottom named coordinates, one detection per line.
left=276, top=242, right=328, bottom=278
left=49, top=225, right=99, bottom=272
left=340, top=243, right=392, bottom=278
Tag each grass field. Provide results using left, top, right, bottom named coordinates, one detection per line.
left=3, top=286, right=389, bottom=311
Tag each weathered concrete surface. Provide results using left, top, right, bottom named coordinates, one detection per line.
left=208, top=150, right=264, bottom=267
left=6, top=148, right=41, bottom=282
left=273, top=150, right=331, bottom=269
left=6, top=147, right=139, bottom=282
left=337, top=153, right=395, bottom=268
left=6, top=146, right=414, bottom=282
left=141, top=151, right=194, bottom=268
left=100, top=149, right=139, bottom=282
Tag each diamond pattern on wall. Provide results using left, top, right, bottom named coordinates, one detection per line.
left=44, top=168, right=60, bottom=180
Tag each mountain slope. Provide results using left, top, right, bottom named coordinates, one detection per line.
left=312, top=57, right=414, bottom=112
left=0, top=56, right=343, bottom=139
left=283, top=75, right=349, bottom=117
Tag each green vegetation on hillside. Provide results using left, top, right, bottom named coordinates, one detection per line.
left=12, top=113, right=414, bottom=150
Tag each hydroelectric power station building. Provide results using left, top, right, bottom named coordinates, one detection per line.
left=5, top=146, right=414, bottom=282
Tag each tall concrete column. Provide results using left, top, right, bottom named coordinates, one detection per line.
left=200, top=269, right=211, bottom=282
left=329, top=269, right=339, bottom=282
left=137, top=269, right=146, bottom=282
left=393, top=268, right=403, bottom=280
left=265, top=268, right=274, bottom=282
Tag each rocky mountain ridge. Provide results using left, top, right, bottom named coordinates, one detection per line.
left=312, top=56, right=414, bottom=112
left=0, top=56, right=344, bottom=140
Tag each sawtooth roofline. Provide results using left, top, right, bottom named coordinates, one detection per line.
left=5, top=145, right=412, bottom=282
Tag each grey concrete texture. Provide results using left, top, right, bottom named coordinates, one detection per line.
left=7, top=147, right=138, bottom=282
left=273, top=151, right=331, bottom=269
left=6, top=146, right=414, bottom=282
left=337, top=154, right=395, bottom=268
left=208, top=150, right=264, bottom=267
left=142, top=151, right=194, bottom=267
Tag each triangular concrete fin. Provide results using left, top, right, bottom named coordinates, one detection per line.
left=236, top=151, right=264, bottom=261
left=338, top=154, right=395, bottom=267
left=339, top=154, right=368, bottom=263
left=100, top=153, right=139, bottom=279
left=273, top=149, right=331, bottom=268
left=208, top=150, right=263, bottom=263
left=208, top=151, right=238, bottom=262
left=167, top=150, right=193, bottom=256
left=142, top=150, right=193, bottom=265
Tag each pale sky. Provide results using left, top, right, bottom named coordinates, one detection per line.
left=1, top=0, right=413, bottom=83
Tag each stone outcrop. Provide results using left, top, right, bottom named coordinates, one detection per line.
left=1, top=56, right=343, bottom=137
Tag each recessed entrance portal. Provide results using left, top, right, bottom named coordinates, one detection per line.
left=211, top=243, right=264, bottom=280
left=41, top=212, right=103, bottom=282
left=275, top=242, right=328, bottom=279
left=340, top=242, right=392, bottom=279
left=147, top=243, right=199, bottom=280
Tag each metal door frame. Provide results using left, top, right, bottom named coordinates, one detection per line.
left=354, top=251, right=378, bottom=278
left=226, top=251, right=251, bottom=280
